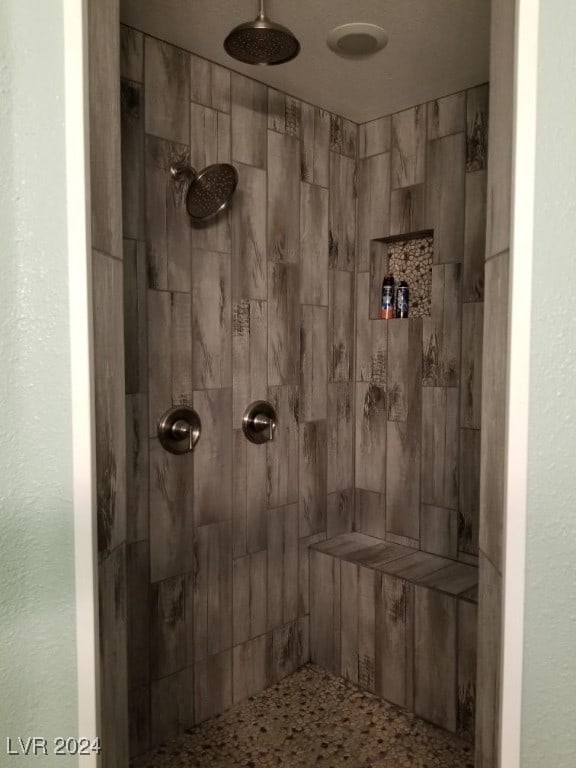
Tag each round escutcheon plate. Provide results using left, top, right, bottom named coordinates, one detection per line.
left=158, top=405, right=201, bottom=455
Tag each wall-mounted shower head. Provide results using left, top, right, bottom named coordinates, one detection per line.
left=171, top=163, right=238, bottom=220
left=224, top=0, right=300, bottom=66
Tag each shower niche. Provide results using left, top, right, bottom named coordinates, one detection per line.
left=370, top=232, right=434, bottom=319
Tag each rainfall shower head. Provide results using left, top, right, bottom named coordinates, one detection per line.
left=171, top=163, right=238, bottom=220
left=224, top=0, right=300, bottom=66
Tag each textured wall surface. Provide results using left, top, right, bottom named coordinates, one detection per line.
left=521, top=1, right=576, bottom=764
left=475, top=0, right=515, bottom=765
left=355, top=85, right=488, bottom=567
left=89, top=0, right=129, bottom=765
left=0, top=0, right=79, bottom=762
left=120, top=26, right=357, bottom=755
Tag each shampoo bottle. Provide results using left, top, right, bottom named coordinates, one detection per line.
left=380, top=275, right=395, bottom=319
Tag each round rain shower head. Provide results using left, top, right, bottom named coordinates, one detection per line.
left=171, top=163, right=238, bottom=221
left=224, top=0, right=300, bottom=66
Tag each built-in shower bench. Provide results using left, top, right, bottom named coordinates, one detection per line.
left=309, top=532, right=478, bottom=741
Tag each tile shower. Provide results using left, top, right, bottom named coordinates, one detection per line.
left=92, top=7, right=490, bottom=766
left=121, top=26, right=358, bottom=754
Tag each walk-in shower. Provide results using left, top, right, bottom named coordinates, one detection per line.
left=89, top=0, right=499, bottom=764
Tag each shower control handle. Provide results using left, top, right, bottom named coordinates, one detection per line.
left=172, top=419, right=195, bottom=451
left=158, top=406, right=201, bottom=455
left=242, top=401, right=277, bottom=444
left=252, top=414, right=276, bottom=441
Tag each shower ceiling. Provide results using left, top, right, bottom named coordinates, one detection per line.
left=121, top=0, right=490, bottom=123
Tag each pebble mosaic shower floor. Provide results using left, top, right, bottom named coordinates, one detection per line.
left=132, top=665, right=474, bottom=768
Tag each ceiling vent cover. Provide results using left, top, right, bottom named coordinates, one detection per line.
left=327, top=23, right=389, bottom=58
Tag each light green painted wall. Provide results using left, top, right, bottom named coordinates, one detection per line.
left=0, top=0, right=79, bottom=763
left=521, top=1, right=576, bottom=765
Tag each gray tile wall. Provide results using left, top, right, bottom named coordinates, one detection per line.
left=91, top=1, right=129, bottom=766
left=475, top=0, right=515, bottom=763
left=121, top=25, right=356, bottom=756
left=355, top=85, right=488, bottom=568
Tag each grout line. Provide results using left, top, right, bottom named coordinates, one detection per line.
left=478, top=547, right=503, bottom=578
left=485, top=247, right=509, bottom=264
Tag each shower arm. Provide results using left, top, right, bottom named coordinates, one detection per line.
left=170, top=164, right=197, bottom=184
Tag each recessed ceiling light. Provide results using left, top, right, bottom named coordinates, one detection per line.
left=327, top=23, right=389, bottom=58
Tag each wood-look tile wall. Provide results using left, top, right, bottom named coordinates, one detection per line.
left=355, top=85, right=488, bottom=568
left=476, top=0, right=514, bottom=764
left=121, top=25, right=356, bottom=756
left=91, top=2, right=129, bottom=766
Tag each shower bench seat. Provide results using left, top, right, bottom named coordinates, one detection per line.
left=309, top=532, right=478, bottom=741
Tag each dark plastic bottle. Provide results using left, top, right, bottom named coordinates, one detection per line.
left=396, top=281, right=409, bottom=318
